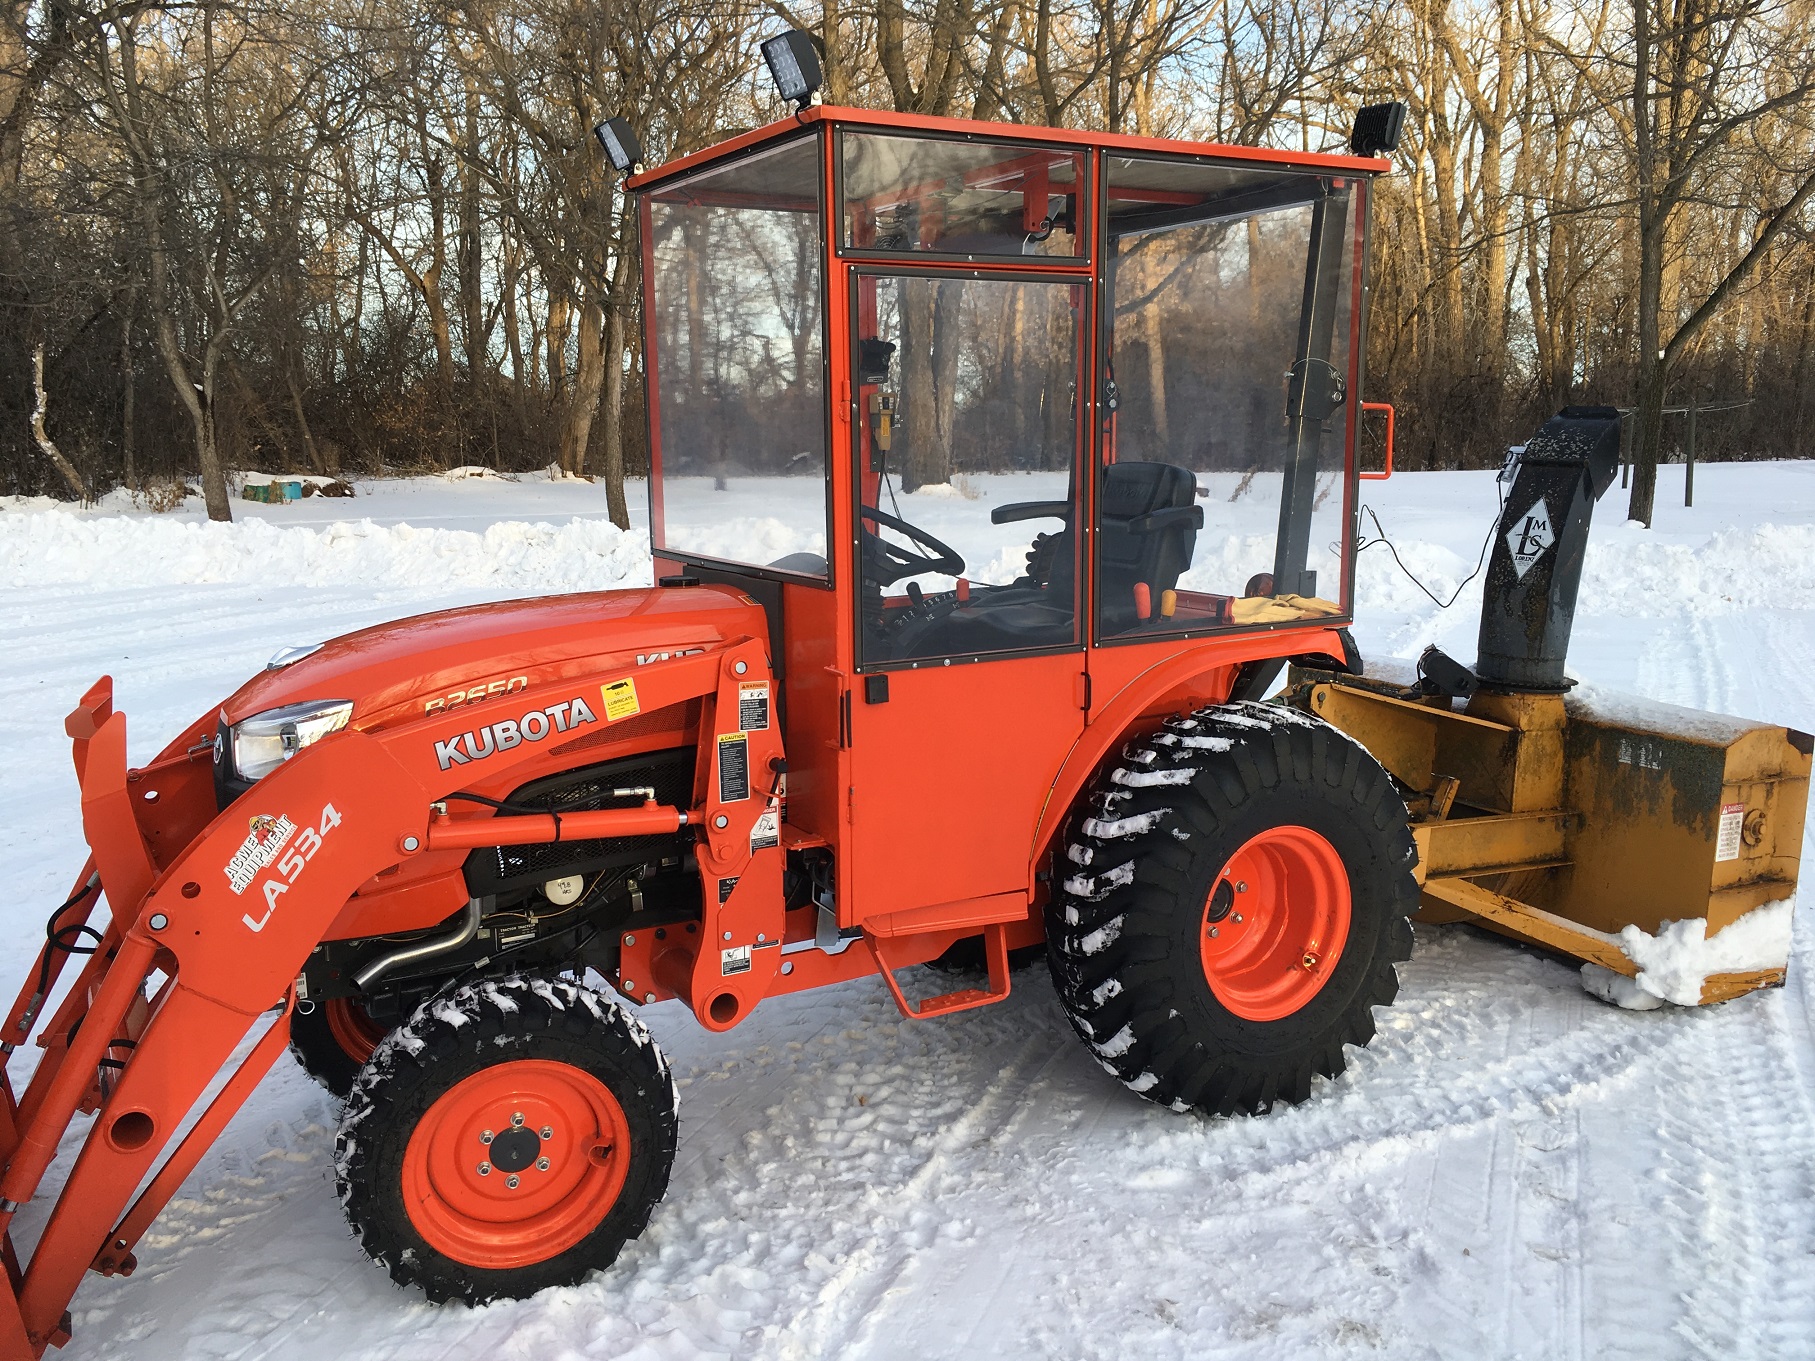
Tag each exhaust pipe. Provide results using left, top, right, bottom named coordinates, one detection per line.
left=353, top=897, right=483, bottom=990
left=1474, top=406, right=1623, bottom=692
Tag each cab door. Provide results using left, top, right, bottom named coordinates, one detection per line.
left=843, top=268, right=1088, bottom=922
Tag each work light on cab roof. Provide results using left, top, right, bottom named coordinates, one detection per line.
left=761, top=29, right=822, bottom=108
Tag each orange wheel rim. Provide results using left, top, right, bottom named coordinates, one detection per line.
left=401, top=1059, right=632, bottom=1269
left=1199, top=825, right=1352, bottom=1022
left=324, top=997, right=387, bottom=1064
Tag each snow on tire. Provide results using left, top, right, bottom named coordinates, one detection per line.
left=335, top=970, right=677, bottom=1303
left=1047, top=701, right=1417, bottom=1116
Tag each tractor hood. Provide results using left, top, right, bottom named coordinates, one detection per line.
left=219, top=583, right=767, bottom=730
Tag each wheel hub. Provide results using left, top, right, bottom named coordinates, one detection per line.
left=400, top=1059, right=631, bottom=1268
left=1198, top=825, right=1352, bottom=1022
left=488, top=1125, right=541, bottom=1174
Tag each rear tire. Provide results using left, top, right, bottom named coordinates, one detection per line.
left=336, top=971, right=677, bottom=1303
left=1047, top=702, right=1416, bottom=1115
left=291, top=996, right=387, bottom=1097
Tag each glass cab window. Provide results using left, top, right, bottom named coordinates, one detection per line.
left=1096, top=156, right=1358, bottom=640
left=842, top=133, right=1085, bottom=260
left=853, top=273, right=1084, bottom=666
left=645, top=136, right=829, bottom=577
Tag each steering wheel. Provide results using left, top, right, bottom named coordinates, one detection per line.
left=858, top=505, right=966, bottom=585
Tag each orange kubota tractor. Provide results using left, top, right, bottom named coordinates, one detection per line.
left=1, top=64, right=1806, bottom=1355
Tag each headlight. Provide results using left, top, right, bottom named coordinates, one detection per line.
left=230, top=699, right=353, bottom=781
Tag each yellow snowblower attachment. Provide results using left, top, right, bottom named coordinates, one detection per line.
left=1289, top=407, right=1809, bottom=1007
left=1289, top=667, right=1809, bottom=1005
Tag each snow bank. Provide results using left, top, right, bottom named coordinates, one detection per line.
left=0, top=511, right=654, bottom=594
left=7, top=470, right=1814, bottom=629
left=1578, top=523, right=1815, bottom=618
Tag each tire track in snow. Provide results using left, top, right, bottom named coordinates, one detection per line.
left=1656, top=998, right=1815, bottom=1359
left=767, top=1027, right=1063, bottom=1361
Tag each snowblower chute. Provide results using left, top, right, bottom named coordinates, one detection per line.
left=1288, top=407, right=1810, bottom=1006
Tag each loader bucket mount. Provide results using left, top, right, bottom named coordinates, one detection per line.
left=0, top=647, right=768, bottom=1356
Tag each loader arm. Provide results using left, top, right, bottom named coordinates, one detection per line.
left=0, top=637, right=784, bottom=1357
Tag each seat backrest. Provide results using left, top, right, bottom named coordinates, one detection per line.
left=1049, top=461, right=1199, bottom=631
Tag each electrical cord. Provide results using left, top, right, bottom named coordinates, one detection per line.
left=1355, top=478, right=1505, bottom=610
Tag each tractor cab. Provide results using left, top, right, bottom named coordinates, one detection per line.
left=632, top=109, right=1386, bottom=922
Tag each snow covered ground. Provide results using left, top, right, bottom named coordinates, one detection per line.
left=3, top=461, right=1814, bottom=1359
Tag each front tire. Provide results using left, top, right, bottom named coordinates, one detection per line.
left=1047, top=702, right=1416, bottom=1116
left=336, top=972, right=677, bottom=1303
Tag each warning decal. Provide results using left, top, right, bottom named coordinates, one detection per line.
left=751, top=807, right=780, bottom=851
left=738, top=681, right=771, bottom=731
left=717, top=733, right=750, bottom=803
left=1716, top=802, right=1745, bottom=862
left=721, top=944, right=752, bottom=976
left=601, top=677, right=641, bottom=721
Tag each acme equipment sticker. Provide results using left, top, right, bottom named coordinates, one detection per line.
left=226, top=813, right=297, bottom=895
left=435, top=697, right=597, bottom=770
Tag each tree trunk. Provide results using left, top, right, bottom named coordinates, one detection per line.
left=119, top=295, right=137, bottom=488
left=31, top=345, right=89, bottom=500
left=287, top=365, right=326, bottom=473
left=197, top=337, right=231, bottom=520
left=1627, top=0, right=1662, bottom=528
left=1628, top=206, right=1669, bottom=526
left=558, top=298, right=607, bottom=477
left=597, top=207, right=638, bottom=528
left=898, top=278, right=941, bottom=489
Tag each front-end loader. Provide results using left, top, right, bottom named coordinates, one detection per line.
left=0, top=79, right=1803, bottom=1356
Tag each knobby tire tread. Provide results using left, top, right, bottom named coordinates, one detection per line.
left=1046, top=701, right=1417, bottom=1116
left=335, top=971, right=677, bottom=1303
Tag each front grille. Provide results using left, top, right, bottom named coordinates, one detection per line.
left=463, top=748, right=695, bottom=897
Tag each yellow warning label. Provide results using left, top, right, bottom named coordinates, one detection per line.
left=601, top=677, right=641, bottom=721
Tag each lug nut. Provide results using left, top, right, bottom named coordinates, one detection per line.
left=480, top=1130, right=493, bottom=1145
left=1232, top=914, right=1243, bottom=924
left=536, top=1157, right=550, bottom=1171
left=540, top=1126, right=554, bottom=1140
left=506, top=1174, right=520, bottom=1189
left=1208, top=926, right=1219, bottom=938
left=477, top=1162, right=491, bottom=1176
left=511, top=1111, right=524, bottom=1127
left=1236, top=881, right=1248, bottom=893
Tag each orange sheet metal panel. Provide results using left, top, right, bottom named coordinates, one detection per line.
left=845, top=652, right=1084, bottom=921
